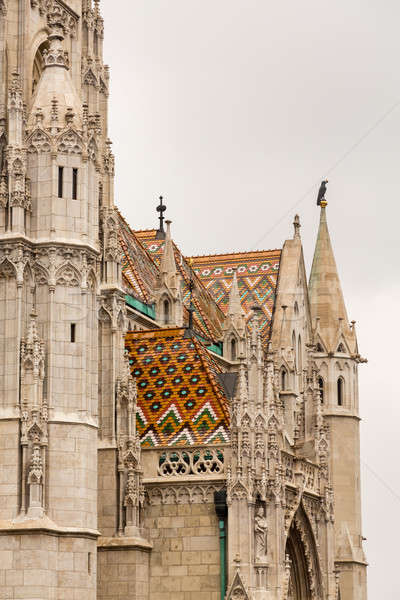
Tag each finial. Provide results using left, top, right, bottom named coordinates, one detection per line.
left=65, top=107, right=75, bottom=125
left=50, top=97, right=58, bottom=123
left=293, top=214, right=301, bottom=239
left=317, top=180, right=328, bottom=206
left=155, top=196, right=166, bottom=240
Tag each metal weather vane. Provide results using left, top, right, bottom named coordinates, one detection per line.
left=155, top=196, right=167, bottom=239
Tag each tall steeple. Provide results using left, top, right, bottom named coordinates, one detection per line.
left=309, top=201, right=355, bottom=353
left=309, top=200, right=367, bottom=599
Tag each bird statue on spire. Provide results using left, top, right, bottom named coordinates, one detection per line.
left=317, top=180, right=328, bottom=205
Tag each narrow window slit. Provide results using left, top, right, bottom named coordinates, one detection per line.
left=72, top=168, right=78, bottom=200
left=58, top=166, right=64, bottom=198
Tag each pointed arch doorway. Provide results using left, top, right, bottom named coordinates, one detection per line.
left=284, top=505, right=323, bottom=600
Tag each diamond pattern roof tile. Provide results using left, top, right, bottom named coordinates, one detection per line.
left=125, top=327, right=230, bottom=447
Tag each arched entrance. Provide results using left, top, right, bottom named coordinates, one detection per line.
left=285, top=505, right=323, bottom=600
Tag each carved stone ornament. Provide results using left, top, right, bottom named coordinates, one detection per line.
left=226, top=571, right=251, bottom=600
left=146, top=483, right=224, bottom=506
left=56, top=262, right=81, bottom=286
left=31, top=0, right=78, bottom=38
left=254, top=504, right=268, bottom=561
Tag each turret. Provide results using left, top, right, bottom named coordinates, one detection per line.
left=154, top=219, right=183, bottom=326
left=309, top=200, right=367, bottom=600
left=223, top=268, right=246, bottom=360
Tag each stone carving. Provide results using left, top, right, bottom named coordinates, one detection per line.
left=30, top=0, right=78, bottom=37
left=282, top=554, right=292, bottom=600
left=146, top=483, right=224, bottom=506
left=254, top=505, right=268, bottom=561
left=27, top=129, right=51, bottom=154
left=226, top=571, right=250, bottom=600
left=0, top=258, right=16, bottom=278
left=55, top=263, right=81, bottom=286
left=158, top=447, right=225, bottom=477
left=20, top=310, right=47, bottom=518
left=57, top=129, right=82, bottom=155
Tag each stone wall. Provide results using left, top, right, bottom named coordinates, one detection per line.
left=144, top=500, right=220, bottom=600
left=97, top=546, right=150, bottom=600
left=0, top=533, right=96, bottom=599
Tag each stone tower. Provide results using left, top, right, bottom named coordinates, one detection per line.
left=0, top=1, right=122, bottom=598
left=309, top=201, right=368, bottom=599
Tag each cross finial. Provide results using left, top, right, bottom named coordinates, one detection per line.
left=155, top=196, right=167, bottom=240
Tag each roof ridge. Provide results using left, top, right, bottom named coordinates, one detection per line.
left=190, top=249, right=281, bottom=259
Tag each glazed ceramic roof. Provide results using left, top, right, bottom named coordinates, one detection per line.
left=191, top=250, right=281, bottom=339
left=135, top=230, right=225, bottom=342
left=118, top=213, right=159, bottom=303
left=125, top=328, right=230, bottom=447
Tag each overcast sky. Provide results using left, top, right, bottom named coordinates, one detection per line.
left=102, top=1, right=400, bottom=596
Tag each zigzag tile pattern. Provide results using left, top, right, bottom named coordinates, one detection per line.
left=125, top=328, right=230, bottom=447
left=191, top=250, right=281, bottom=339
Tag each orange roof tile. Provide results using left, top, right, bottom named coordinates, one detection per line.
left=125, top=328, right=230, bottom=447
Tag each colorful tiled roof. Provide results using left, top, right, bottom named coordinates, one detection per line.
left=135, top=230, right=225, bottom=342
left=125, top=328, right=230, bottom=447
left=118, top=214, right=159, bottom=303
left=191, top=250, right=281, bottom=339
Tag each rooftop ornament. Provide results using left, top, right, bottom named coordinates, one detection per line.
left=317, top=179, right=328, bottom=207
left=155, top=196, right=167, bottom=240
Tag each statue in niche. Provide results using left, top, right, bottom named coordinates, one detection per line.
left=254, top=504, right=268, bottom=561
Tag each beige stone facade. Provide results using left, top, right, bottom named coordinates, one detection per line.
left=0, top=2, right=367, bottom=599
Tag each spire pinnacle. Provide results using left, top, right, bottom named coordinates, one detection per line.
left=225, top=269, right=245, bottom=334
left=309, top=203, right=355, bottom=352
left=293, top=214, right=301, bottom=239
left=160, top=220, right=177, bottom=283
left=228, top=269, right=244, bottom=318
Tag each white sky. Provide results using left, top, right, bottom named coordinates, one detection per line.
left=102, top=2, right=400, bottom=596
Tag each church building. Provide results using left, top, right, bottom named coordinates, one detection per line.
left=0, top=1, right=367, bottom=598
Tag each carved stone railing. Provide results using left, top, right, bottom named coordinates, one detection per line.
left=141, top=445, right=229, bottom=482
left=158, top=447, right=225, bottom=477
left=281, top=452, right=320, bottom=496
left=300, top=460, right=320, bottom=494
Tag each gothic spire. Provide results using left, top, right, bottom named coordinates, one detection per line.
left=226, top=269, right=245, bottom=334
left=309, top=201, right=355, bottom=353
left=160, top=220, right=178, bottom=290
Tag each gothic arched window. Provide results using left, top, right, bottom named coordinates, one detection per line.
left=163, top=299, right=170, bottom=325
left=297, top=335, right=302, bottom=373
left=292, top=331, right=297, bottom=370
left=318, top=377, right=324, bottom=404
left=281, top=368, right=287, bottom=391
left=32, top=40, right=49, bottom=96
left=337, top=377, right=344, bottom=406
left=231, top=338, right=237, bottom=361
